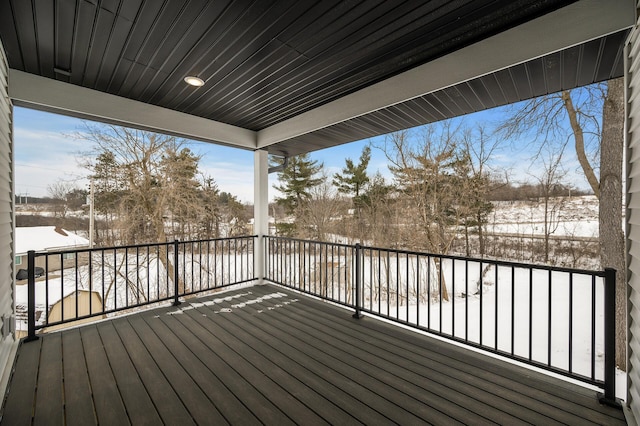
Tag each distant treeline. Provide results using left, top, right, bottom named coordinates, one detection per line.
left=486, top=181, right=592, bottom=202
left=15, top=196, right=61, bottom=205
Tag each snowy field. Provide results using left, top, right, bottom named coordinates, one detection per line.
left=487, top=195, right=600, bottom=238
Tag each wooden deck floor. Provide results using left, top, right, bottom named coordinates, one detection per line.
left=0, top=283, right=626, bottom=425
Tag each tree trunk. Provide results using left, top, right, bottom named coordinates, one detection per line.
left=599, top=77, right=626, bottom=370
left=562, top=91, right=600, bottom=198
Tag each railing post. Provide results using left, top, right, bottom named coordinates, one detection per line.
left=25, top=250, right=38, bottom=342
left=173, top=239, right=181, bottom=306
left=599, top=267, right=619, bottom=407
left=353, top=243, right=362, bottom=319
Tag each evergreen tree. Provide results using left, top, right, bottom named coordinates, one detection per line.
left=333, top=145, right=371, bottom=207
left=273, top=154, right=323, bottom=214
left=273, top=154, right=323, bottom=235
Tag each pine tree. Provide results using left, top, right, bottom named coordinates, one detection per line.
left=333, top=146, right=371, bottom=207
left=273, top=154, right=323, bottom=214
left=273, top=154, right=323, bottom=235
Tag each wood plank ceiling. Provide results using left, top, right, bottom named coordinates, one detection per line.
left=0, top=0, right=629, bottom=156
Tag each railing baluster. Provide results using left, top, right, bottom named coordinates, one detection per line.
left=387, top=250, right=391, bottom=321
left=511, top=266, right=515, bottom=356
left=101, top=250, right=105, bottom=314
left=439, top=256, right=443, bottom=333
left=529, top=267, right=533, bottom=361
left=548, top=270, right=552, bottom=366
left=88, top=252, right=92, bottom=316
left=591, top=274, right=596, bottom=381
left=113, top=248, right=118, bottom=309
left=75, top=250, right=79, bottom=321
left=184, top=241, right=188, bottom=289
left=173, top=239, right=180, bottom=306
left=416, top=255, right=420, bottom=328
left=479, top=261, right=483, bottom=345
left=125, top=247, right=129, bottom=308
left=465, top=259, right=468, bottom=341
left=45, top=255, right=49, bottom=324
left=396, top=252, right=400, bottom=322
left=353, top=243, right=362, bottom=319
left=569, top=272, right=573, bottom=373
left=206, top=240, right=211, bottom=289
left=495, top=265, right=498, bottom=351
left=405, top=254, right=409, bottom=322
left=60, top=253, right=64, bottom=323
left=452, top=259, right=455, bottom=337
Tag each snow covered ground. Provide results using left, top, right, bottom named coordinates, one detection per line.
left=487, top=195, right=600, bottom=238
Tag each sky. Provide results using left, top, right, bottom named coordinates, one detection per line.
left=13, top=103, right=593, bottom=204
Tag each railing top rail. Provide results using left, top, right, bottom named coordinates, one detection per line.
left=30, top=235, right=258, bottom=258
left=358, top=243, right=605, bottom=277
left=264, top=235, right=356, bottom=250
left=265, top=235, right=605, bottom=277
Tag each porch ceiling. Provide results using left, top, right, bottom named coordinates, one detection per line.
left=0, top=0, right=635, bottom=156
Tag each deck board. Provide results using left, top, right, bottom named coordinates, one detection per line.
left=139, top=312, right=261, bottom=425
left=0, top=283, right=627, bottom=425
left=95, top=322, right=162, bottom=425
left=191, top=303, right=397, bottom=425
left=156, top=314, right=292, bottom=425
left=111, top=318, right=194, bottom=425
left=34, top=333, right=63, bottom=425
left=80, top=325, right=130, bottom=425
left=61, top=330, right=96, bottom=426
left=173, top=310, right=329, bottom=425
left=1, top=337, right=41, bottom=425
left=124, top=315, right=226, bottom=425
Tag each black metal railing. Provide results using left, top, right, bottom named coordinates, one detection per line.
left=25, top=236, right=256, bottom=338
left=264, top=236, right=617, bottom=402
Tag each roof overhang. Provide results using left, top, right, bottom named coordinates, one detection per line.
left=3, top=0, right=636, bottom=155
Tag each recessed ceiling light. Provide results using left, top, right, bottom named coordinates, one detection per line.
left=184, top=76, right=205, bottom=87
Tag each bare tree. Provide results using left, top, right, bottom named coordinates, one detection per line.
left=360, top=172, right=394, bottom=247
left=458, top=126, right=499, bottom=256
left=47, top=181, right=79, bottom=219
left=530, top=144, right=568, bottom=264
left=376, top=124, right=476, bottom=301
left=298, top=174, right=341, bottom=241
left=377, top=124, right=466, bottom=255
left=76, top=124, right=209, bottom=293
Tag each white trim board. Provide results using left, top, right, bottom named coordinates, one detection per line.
left=8, top=70, right=257, bottom=149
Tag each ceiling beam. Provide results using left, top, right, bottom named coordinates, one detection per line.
left=256, top=0, right=635, bottom=150
left=8, top=70, right=257, bottom=149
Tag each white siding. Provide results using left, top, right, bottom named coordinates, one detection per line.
left=627, top=6, right=640, bottom=421
left=0, top=39, right=16, bottom=393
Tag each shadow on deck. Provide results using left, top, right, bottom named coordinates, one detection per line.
left=0, top=284, right=626, bottom=425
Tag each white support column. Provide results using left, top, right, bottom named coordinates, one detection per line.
left=254, top=150, right=269, bottom=283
